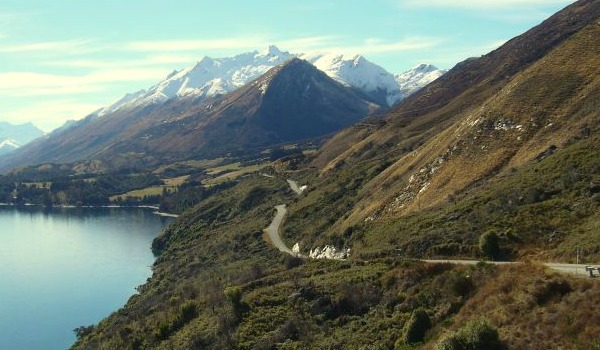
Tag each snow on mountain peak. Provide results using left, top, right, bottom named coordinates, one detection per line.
left=96, top=46, right=446, bottom=115
left=301, top=52, right=403, bottom=106
left=0, top=138, right=19, bottom=148
left=0, top=138, right=20, bottom=155
left=261, top=45, right=284, bottom=56
left=395, top=63, right=448, bottom=97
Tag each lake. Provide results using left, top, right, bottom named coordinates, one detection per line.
left=0, top=206, right=172, bottom=350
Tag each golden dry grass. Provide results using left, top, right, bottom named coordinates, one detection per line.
left=203, top=163, right=270, bottom=186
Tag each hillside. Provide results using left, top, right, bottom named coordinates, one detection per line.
left=69, top=1, right=600, bottom=349
left=302, top=0, right=600, bottom=259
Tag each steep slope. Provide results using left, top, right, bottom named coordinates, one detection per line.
left=0, top=59, right=376, bottom=171
left=295, top=0, right=600, bottom=260
left=315, top=0, right=600, bottom=173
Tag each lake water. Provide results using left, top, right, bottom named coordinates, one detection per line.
left=0, top=206, right=172, bottom=350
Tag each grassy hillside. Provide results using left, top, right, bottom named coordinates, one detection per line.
left=71, top=171, right=600, bottom=350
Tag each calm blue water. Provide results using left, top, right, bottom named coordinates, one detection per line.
left=0, top=206, right=172, bottom=350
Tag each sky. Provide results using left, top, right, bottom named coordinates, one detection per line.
left=0, top=0, right=576, bottom=132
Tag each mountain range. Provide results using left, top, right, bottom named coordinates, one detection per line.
left=0, top=48, right=442, bottom=172
left=96, top=45, right=444, bottom=118
left=0, top=122, right=44, bottom=155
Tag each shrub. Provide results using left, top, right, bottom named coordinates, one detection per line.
left=153, top=301, right=198, bottom=341
left=73, top=325, right=95, bottom=339
left=436, top=319, right=503, bottom=350
left=224, top=286, right=247, bottom=319
left=402, top=308, right=431, bottom=344
left=479, top=231, right=500, bottom=260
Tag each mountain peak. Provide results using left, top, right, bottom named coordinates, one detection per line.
left=395, top=63, right=447, bottom=98
left=0, top=121, right=44, bottom=147
left=91, top=47, right=446, bottom=118
left=351, top=54, right=365, bottom=66
left=261, top=45, right=284, bottom=56
left=411, top=63, right=438, bottom=72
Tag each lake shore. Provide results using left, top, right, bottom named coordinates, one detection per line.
left=0, top=203, right=179, bottom=217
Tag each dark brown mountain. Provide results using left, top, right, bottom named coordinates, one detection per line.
left=0, top=59, right=378, bottom=172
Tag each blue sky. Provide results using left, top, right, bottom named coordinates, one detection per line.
left=0, top=0, right=575, bottom=131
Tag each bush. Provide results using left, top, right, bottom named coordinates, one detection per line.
left=224, top=286, right=247, bottom=319
left=436, top=319, right=503, bottom=350
left=479, top=231, right=500, bottom=260
left=73, top=325, right=95, bottom=339
left=153, top=301, right=198, bottom=341
left=402, top=308, right=431, bottom=344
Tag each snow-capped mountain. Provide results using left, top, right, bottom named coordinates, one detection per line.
left=0, top=121, right=44, bottom=155
left=300, top=52, right=403, bottom=106
left=0, top=138, right=20, bottom=155
left=98, top=46, right=295, bottom=116
left=97, top=46, right=445, bottom=116
left=395, top=63, right=447, bottom=98
left=0, top=59, right=377, bottom=171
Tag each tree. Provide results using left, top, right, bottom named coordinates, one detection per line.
left=402, top=308, right=432, bottom=345
left=479, top=231, right=500, bottom=260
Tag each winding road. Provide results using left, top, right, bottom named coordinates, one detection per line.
left=262, top=178, right=308, bottom=257
left=262, top=179, right=597, bottom=276
left=422, top=259, right=594, bottom=276
left=263, top=204, right=297, bottom=256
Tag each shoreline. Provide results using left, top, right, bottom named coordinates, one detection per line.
left=0, top=203, right=179, bottom=217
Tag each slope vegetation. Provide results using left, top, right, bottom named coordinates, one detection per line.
left=298, top=0, right=600, bottom=261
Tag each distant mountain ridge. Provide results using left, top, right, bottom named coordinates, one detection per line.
left=0, top=121, right=44, bottom=155
left=0, top=121, right=44, bottom=145
left=96, top=45, right=444, bottom=117
left=395, top=63, right=447, bottom=97
left=0, top=139, right=20, bottom=155
left=0, top=44, right=445, bottom=172
left=0, top=59, right=377, bottom=171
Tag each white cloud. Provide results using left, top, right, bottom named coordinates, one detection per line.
left=126, top=37, right=267, bottom=52
left=303, top=36, right=440, bottom=56
left=2, top=99, right=101, bottom=132
left=351, top=37, right=439, bottom=54
left=146, top=54, right=199, bottom=65
left=44, top=54, right=199, bottom=69
left=0, top=68, right=169, bottom=97
left=420, top=39, right=508, bottom=69
left=0, top=39, right=94, bottom=53
left=400, top=0, right=573, bottom=9
left=274, top=36, right=340, bottom=51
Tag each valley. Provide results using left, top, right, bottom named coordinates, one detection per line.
left=0, top=1, right=599, bottom=349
